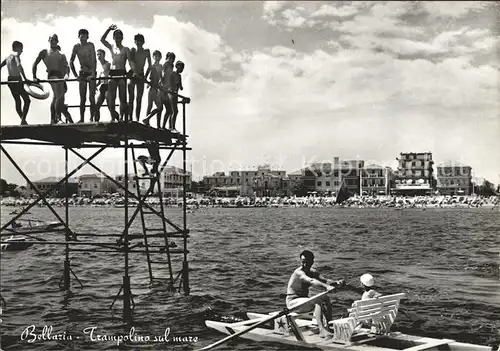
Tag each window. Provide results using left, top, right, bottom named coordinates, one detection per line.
left=326, top=181, right=331, bottom=187
left=94, top=184, right=98, bottom=188
left=317, top=181, right=322, bottom=186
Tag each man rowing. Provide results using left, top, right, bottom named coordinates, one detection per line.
left=286, top=250, right=344, bottom=338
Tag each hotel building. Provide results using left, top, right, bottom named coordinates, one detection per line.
left=436, top=161, right=472, bottom=195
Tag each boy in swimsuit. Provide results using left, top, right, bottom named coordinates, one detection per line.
left=128, top=34, right=151, bottom=122
left=70, top=28, right=97, bottom=123
left=160, top=52, right=175, bottom=130
left=94, top=49, right=111, bottom=122
left=101, top=24, right=134, bottom=122
left=33, top=34, right=73, bottom=124
left=137, top=141, right=161, bottom=176
left=167, top=60, right=184, bottom=133
left=1, top=41, right=31, bottom=125
left=142, top=50, right=162, bottom=128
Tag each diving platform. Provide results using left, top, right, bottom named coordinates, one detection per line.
left=0, top=121, right=187, bottom=147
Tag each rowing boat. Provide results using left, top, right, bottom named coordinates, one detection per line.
left=0, top=235, right=34, bottom=251
left=206, top=313, right=492, bottom=351
left=204, top=292, right=492, bottom=351
left=6, top=218, right=64, bottom=234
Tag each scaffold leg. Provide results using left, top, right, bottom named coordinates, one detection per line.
left=123, top=276, right=132, bottom=320
left=183, top=261, right=190, bottom=296
left=62, top=260, right=71, bottom=290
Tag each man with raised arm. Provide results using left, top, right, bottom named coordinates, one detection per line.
left=70, top=28, right=97, bottom=123
left=1, top=41, right=31, bottom=125
left=286, top=250, right=344, bottom=338
left=100, top=24, right=134, bottom=122
left=94, top=49, right=111, bottom=122
left=128, top=33, right=151, bottom=122
left=33, top=34, right=73, bottom=124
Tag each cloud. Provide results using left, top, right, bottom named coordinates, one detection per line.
left=0, top=13, right=235, bottom=181
left=310, top=4, right=360, bottom=18
left=262, top=4, right=316, bottom=30
left=422, top=1, right=488, bottom=18
left=262, top=1, right=287, bottom=24
left=2, top=2, right=499, bottom=185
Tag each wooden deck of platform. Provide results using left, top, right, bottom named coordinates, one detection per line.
left=0, top=122, right=186, bottom=146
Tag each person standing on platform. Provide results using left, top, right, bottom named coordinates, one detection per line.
left=167, top=60, right=184, bottom=133
left=160, top=51, right=175, bottom=130
left=70, top=28, right=97, bottom=123
left=33, top=34, right=73, bottom=124
left=143, top=50, right=163, bottom=128
left=128, top=33, right=151, bottom=122
left=1, top=41, right=31, bottom=125
left=94, top=49, right=111, bottom=122
left=101, top=24, right=134, bottom=122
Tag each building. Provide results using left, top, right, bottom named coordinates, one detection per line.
left=78, top=174, right=117, bottom=197
left=138, top=166, right=192, bottom=197
left=393, top=152, right=434, bottom=196
left=27, top=176, right=78, bottom=197
left=160, top=165, right=192, bottom=197
left=304, top=158, right=364, bottom=196
left=436, top=161, right=472, bottom=195
left=115, top=174, right=139, bottom=196
left=361, top=165, right=394, bottom=195
left=202, top=165, right=288, bottom=197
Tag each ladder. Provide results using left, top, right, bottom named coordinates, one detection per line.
left=130, top=143, right=178, bottom=289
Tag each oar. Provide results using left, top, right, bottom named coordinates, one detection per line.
left=197, top=287, right=336, bottom=351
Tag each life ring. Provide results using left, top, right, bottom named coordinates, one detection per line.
left=24, top=82, right=50, bottom=100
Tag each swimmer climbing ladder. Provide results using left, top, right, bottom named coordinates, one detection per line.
left=130, top=143, right=190, bottom=290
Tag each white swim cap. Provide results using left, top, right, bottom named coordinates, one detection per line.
left=360, top=273, right=375, bottom=287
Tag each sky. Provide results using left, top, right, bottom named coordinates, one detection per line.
left=0, top=1, right=499, bottom=184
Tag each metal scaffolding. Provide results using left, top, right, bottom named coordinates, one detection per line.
left=0, top=76, right=191, bottom=320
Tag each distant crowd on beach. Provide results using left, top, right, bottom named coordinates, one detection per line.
left=1, top=25, right=185, bottom=132
left=2, top=194, right=499, bottom=210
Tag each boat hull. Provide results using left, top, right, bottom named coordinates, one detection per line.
left=205, top=313, right=492, bottom=351
left=1, top=239, right=34, bottom=251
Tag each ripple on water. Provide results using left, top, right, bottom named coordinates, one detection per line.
left=1, top=207, right=499, bottom=350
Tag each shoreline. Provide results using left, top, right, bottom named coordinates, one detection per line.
left=1, top=195, right=499, bottom=210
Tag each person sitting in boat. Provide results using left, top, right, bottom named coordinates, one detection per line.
left=286, top=250, right=344, bottom=338
left=360, top=273, right=382, bottom=300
